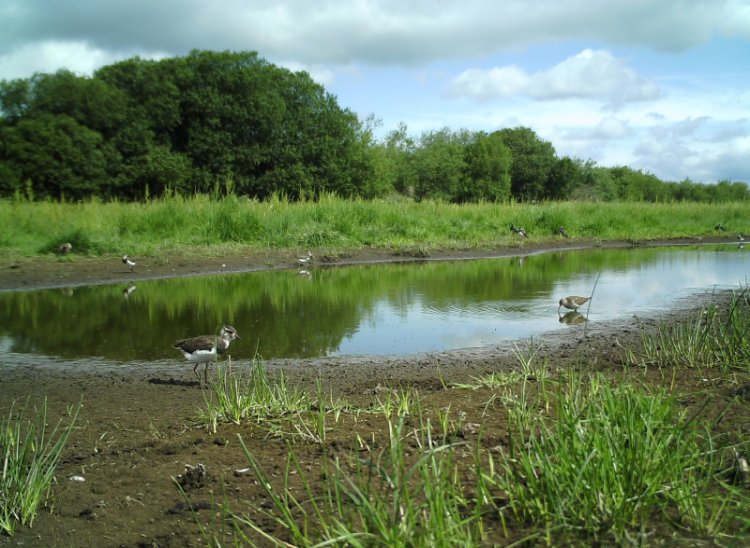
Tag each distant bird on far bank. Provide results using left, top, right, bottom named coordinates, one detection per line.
left=173, top=324, right=240, bottom=385
left=715, top=223, right=727, bottom=232
left=58, top=242, right=73, bottom=255
left=557, top=226, right=570, bottom=238
left=122, top=254, right=136, bottom=272
left=297, top=251, right=314, bottom=267
left=738, top=234, right=745, bottom=242
left=510, top=224, right=527, bottom=238
left=558, top=295, right=592, bottom=314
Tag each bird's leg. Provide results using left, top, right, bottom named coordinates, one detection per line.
left=193, top=363, right=201, bottom=383
left=204, top=363, right=210, bottom=386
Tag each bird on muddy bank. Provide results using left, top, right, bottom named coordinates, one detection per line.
left=510, top=224, right=527, bottom=238
left=297, top=251, right=314, bottom=267
left=173, top=324, right=240, bottom=385
left=558, top=295, right=592, bottom=314
left=122, top=254, right=136, bottom=272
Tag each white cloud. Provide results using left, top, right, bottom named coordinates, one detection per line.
left=0, top=0, right=745, bottom=69
left=633, top=116, right=750, bottom=181
left=0, top=40, right=167, bottom=80
left=446, top=49, right=661, bottom=108
left=564, top=117, right=634, bottom=141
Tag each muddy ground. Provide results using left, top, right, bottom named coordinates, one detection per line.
left=1, top=239, right=749, bottom=547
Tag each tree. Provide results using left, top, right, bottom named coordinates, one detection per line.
left=497, top=127, right=556, bottom=201
left=409, top=128, right=468, bottom=201
left=0, top=114, right=111, bottom=199
left=461, top=131, right=512, bottom=202
left=546, top=156, right=583, bottom=200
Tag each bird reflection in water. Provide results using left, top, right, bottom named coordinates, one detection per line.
left=559, top=311, right=587, bottom=325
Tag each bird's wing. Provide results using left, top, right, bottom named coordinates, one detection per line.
left=174, top=335, right=216, bottom=352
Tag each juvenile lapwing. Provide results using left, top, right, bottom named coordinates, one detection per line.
left=173, top=324, right=240, bottom=385
left=558, top=295, right=592, bottom=313
left=122, top=254, right=136, bottom=272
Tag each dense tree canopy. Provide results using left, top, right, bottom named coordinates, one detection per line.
left=0, top=50, right=746, bottom=203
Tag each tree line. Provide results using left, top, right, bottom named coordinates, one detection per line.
left=1, top=50, right=747, bottom=203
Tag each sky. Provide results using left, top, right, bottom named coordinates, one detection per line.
left=1, top=0, right=749, bottom=184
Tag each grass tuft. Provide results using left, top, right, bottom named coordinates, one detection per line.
left=0, top=399, right=80, bottom=536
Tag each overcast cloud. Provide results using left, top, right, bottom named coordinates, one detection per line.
left=1, top=0, right=749, bottom=183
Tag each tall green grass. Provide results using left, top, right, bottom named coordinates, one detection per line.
left=494, top=376, right=731, bottom=544
left=1, top=194, right=747, bottom=258
left=231, top=412, right=488, bottom=547
left=0, top=399, right=80, bottom=536
left=628, top=289, right=750, bottom=373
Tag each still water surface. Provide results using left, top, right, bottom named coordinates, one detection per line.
left=1, top=245, right=748, bottom=363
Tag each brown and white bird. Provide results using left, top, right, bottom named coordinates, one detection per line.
left=558, top=295, right=592, bottom=313
left=173, top=324, right=240, bottom=385
left=122, top=254, right=136, bottom=272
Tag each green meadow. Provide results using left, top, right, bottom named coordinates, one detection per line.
left=1, top=195, right=748, bottom=260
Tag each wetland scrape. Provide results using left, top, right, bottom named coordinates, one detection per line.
left=1, top=241, right=748, bottom=546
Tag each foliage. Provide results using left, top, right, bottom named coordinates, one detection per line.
left=2, top=50, right=746, bottom=203
left=0, top=399, right=80, bottom=536
left=494, top=376, right=731, bottom=543
left=1, top=197, right=749, bottom=261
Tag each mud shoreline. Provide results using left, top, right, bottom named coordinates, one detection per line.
left=0, top=236, right=731, bottom=293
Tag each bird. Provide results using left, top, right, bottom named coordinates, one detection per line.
left=122, top=254, right=136, bottom=272
left=510, top=224, right=527, bottom=238
left=558, top=295, right=592, bottom=314
left=738, top=234, right=745, bottom=242
left=173, top=324, right=240, bottom=385
left=58, top=242, right=73, bottom=255
left=557, top=226, right=570, bottom=238
left=715, top=223, right=727, bottom=232
left=297, top=251, right=314, bottom=267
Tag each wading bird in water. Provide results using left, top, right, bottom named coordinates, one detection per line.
left=558, top=295, right=592, bottom=314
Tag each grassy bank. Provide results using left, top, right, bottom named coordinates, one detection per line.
left=1, top=195, right=748, bottom=259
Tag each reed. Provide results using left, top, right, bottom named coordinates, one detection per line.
left=629, top=288, right=750, bottom=373
left=493, top=374, right=732, bottom=543
left=199, top=357, right=310, bottom=432
left=0, top=399, right=80, bottom=536
left=230, top=412, right=487, bottom=547
left=1, top=195, right=747, bottom=259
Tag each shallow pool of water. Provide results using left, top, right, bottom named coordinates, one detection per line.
left=1, top=244, right=748, bottom=363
